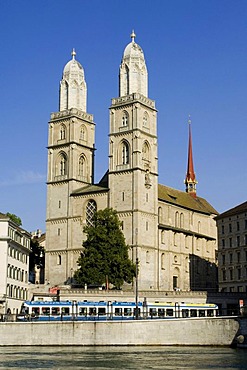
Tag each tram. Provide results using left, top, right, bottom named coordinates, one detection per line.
left=17, top=300, right=218, bottom=321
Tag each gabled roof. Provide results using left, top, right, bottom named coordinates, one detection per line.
left=71, top=183, right=109, bottom=196
left=215, top=201, right=247, bottom=220
left=158, top=184, right=218, bottom=215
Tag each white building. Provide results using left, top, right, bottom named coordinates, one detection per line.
left=0, top=213, right=31, bottom=314
left=45, top=33, right=218, bottom=291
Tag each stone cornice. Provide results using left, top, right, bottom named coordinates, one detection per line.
left=50, top=108, right=94, bottom=124
left=111, top=93, right=156, bottom=110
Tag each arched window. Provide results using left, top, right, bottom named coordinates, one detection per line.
left=79, top=155, right=85, bottom=177
left=86, top=200, right=97, bottom=226
left=122, top=111, right=129, bottom=126
left=58, top=153, right=67, bottom=176
left=57, top=255, right=61, bottom=265
left=180, top=213, right=184, bottom=228
left=143, top=111, right=149, bottom=127
left=161, top=253, right=165, bottom=270
left=175, top=212, right=179, bottom=228
left=80, top=125, right=87, bottom=141
left=142, top=141, right=150, bottom=162
left=60, top=124, right=66, bottom=140
left=146, top=251, right=150, bottom=264
left=122, top=141, right=129, bottom=164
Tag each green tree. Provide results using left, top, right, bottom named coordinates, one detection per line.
left=74, top=208, right=136, bottom=289
left=29, top=239, right=45, bottom=273
left=6, top=212, right=22, bottom=226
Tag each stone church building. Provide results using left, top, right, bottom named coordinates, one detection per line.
left=45, top=33, right=218, bottom=292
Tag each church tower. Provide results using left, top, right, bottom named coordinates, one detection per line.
left=108, top=32, right=158, bottom=290
left=45, top=50, right=95, bottom=285
left=184, top=116, right=197, bottom=197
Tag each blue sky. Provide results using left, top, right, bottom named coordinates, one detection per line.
left=0, top=0, right=247, bottom=232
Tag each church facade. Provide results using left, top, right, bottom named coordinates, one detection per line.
left=45, top=33, right=218, bottom=291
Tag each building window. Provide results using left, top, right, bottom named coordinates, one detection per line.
left=122, top=142, right=129, bottom=165
left=229, top=253, right=233, bottom=264
left=237, top=236, right=240, bottom=247
left=146, top=251, right=150, bottom=264
left=60, top=124, right=66, bottom=140
left=222, top=225, right=224, bottom=234
left=80, top=125, right=86, bottom=141
left=79, top=155, right=85, bottom=177
left=122, top=192, right=125, bottom=201
left=229, top=223, right=232, bottom=233
left=245, top=235, right=247, bottom=245
left=122, top=111, right=128, bottom=126
left=222, top=270, right=226, bottom=281
left=245, top=220, right=247, bottom=229
left=86, top=200, right=97, bottom=226
left=173, top=276, right=178, bottom=290
left=222, top=239, right=225, bottom=248
left=229, top=238, right=232, bottom=248
left=57, top=255, right=61, bottom=265
left=237, top=221, right=240, bottom=231
left=143, top=111, right=149, bottom=127
left=58, top=153, right=67, bottom=176
left=238, top=268, right=241, bottom=280
left=146, top=221, right=149, bottom=231
left=222, top=255, right=225, bottom=265
left=58, top=228, right=60, bottom=236
left=237, top=252, right=241, bottom=263
left=230, top=269, right=233, bottom=280
left=161, top=253, right=165, bottom=270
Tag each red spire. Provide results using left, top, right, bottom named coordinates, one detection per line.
left=185, top=116, right=197, bottom=197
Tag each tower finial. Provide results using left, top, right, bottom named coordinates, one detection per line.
left=185, top=116, right=197, bottom=197
left=71, top=48, right=76, bottom=60
left=131, top=30, right=136, bottom=43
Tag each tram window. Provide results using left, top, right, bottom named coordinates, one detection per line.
left=115, top=308, right=122, bottom=316
left=149, top=308, right=157, bottom=316
left=124, top=308, right=132, bottom=316
left=52, top=307, right=60, bottom=315
left=207, top=310, right=214, bottom=317
left=61, top=307, right=70, bottom=315
left=190, top=309, right=197, bottom=317
left=158, top=308, right=165, bottom=317
left=182, top=309, right=189, bottom=318
left=98, top=307, right=106, bottom=316
left=199, top=310, right=205, bottom=317
left=89, top=307, right=96, bottom=316
left=32, top=307, right=40, bottom=316
left=79, top=307, right=87, bottom=315
left=41, top=307, right=50, bottom=316
left=166, top=309, right=174, bottom=317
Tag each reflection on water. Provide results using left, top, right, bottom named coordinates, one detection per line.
left=0, top=346, right=246, bottom=369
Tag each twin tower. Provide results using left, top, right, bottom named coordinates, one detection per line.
left=45, top=32, right=160, bottom=289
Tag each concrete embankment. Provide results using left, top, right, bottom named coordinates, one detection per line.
left=0, top=317, right=239, bottom=347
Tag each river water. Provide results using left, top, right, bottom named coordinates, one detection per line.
left=0, top=346, right=247, bottom=369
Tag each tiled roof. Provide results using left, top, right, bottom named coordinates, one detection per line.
left=215, top=201, right=247, bottom=220
left=158, top=184, right=218, bottom=215
left=72, top=184, right=109, bottom=196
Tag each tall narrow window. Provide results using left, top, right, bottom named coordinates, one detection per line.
left=60, top=124, right=66, bottom=140
left=122, top=111, right=128, bottom=126
left=86, top=200, right=97, bottom=226
left=79, top=156, right=85, bottom=177
left=143, top=111, right=149, bottom=127
left=122, top=142, right=129, bottom=164
left=57, top=255, right=61, bottom=265
left=59, top=154, right=67, bottom=176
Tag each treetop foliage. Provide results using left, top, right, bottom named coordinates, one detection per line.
left=74, top=208, right=136, bottom=289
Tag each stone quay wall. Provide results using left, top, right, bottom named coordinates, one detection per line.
left=0, top=317, right=239, bottom=347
